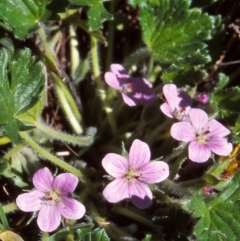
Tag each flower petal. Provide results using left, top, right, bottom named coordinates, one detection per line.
left=139, top=161, right=169, bottom=184
left=110, top=64, right=129, bottom=78
left=160, top=103, right=174, bottom=118
left=129, top=181, right=152, bottom=209
left=206, top=136, right=233, bottom=156
left=37, top=205, right=61, bottom=232
left=207, top=119, right=231, bottom=137
left=177, top=91, right=192, bottom=111
left=188, top=141, right=211, bottom=163
left=162, top=84, right=178, bottom=113
left=129, top=139, right=151, bottom=169
left=121, top=93, right=137, bottom=106
left=59, top=197, right=85, bottom=220
left=16, top=190, right=43, bottom=212
left=33, top=167, right=53, bottom=192
left=189, top=108, right=208, bottom=131
left=103, top=178, right=129, bottom=203
left=102, top=153, right=128, bottom=178
left=104, top=72, right=121, bottom=90
left=170, top=122, right=195, bottom=142
left=53, top=173, right=78, bottom=195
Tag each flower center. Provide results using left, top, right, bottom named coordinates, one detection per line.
left=124, top=168, right=141, bottom=182
left=121, top=83, right=134, bottom=94
left=196, top=129, right=210, bottom=144
left=172, top=108, right=189, bottom=121
left=40, top=189, right=61, bottom=206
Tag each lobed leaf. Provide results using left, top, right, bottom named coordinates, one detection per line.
left=0, top=0, right=48, bottom=39
left=0, top=48, right=45, bottom=143
left=130, top=0, right=221, bottom=84
left=190, top=171, right=240, bottom=241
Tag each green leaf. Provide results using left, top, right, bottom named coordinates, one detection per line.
left=0, top=48, right=45, bottom=143
left=190, top=171, right=240, bottom=241
left=0, top=0, right=48, bottom=39
left=0, top=203, right=9, bottom=230
left=213, top=73, right=229, bottom=93
left=76, top=228, right=110, bottom=241
left=130, top=0, right=221, bottom=84
left=68, top=0, right=112, bottom=31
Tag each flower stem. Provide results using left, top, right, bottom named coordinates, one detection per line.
left=147, top=120, right=170, bottom=145
left=41, top=232, right=49, bottom=241
left=169, top=149, right=188, bottom=180
left=51, top=72, right=83, bottom=134
left=105, top=0, right=115, bottom=69
left=2, top=202, right=18, bottom=213
left=90, top=36, right=118, bottom=138
left=87, top=201, right=126, bottom=241
left=111, top=206, right=159, bottom=232
left=34, top=121, right=95, bottom=146
left=160, top=179, right=192, bottom=198
left=19, top=131, right=87, bottom=183
left=2, top=143, right=25, bottom=161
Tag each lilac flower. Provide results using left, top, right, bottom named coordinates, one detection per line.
left=102, top=139, right=169, bottom=209
left=104, top=64, right=156, bottom=106
left=170, top=108, right=233, bottom=163
left=16, top=167, right=85, bottom=232
left=160, top=84, right=192, bottom=121
left=197, top=94, right=209, bottom=104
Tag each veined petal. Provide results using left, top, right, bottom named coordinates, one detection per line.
left=207, top=119, right=231, bottom=137
left=189, top=108, right=208, bottom=131
left=139, top=161, right=169, bottom=184
left=104, top=72, right=121, bottom=90
left=170, top=122, right=195, bottom=142
left=102, top=153, right=128, bottom=178
left=121, top=93, right=137, bottom=106
left=33, top=167, right=53, bottom=192
left=206, top=136, right=233, bottom=156
left=128, top=181, right=152, bottom=209
left=37, top=205, right=61, bottom=232
left=110, top=64, right=129, bottom=78
left=129, top=139, right=151, bottom=169
left=53, top=173, right=78, bottom=195
left=16, top=190, right=43, bottom=212
left=103, top=178, right=129, bottom=203
left=160, top=103, right=174, bottom=118
left=59, top=197, right=85, bottom=220
left=188, top=141, right=211, bottom=163
left=162, top=84, right=178, bottom=113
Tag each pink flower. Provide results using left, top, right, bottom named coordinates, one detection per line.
left=16, top=167, right=85, bottom=232
left=102, top=139, right=169, bottom=209
left=160, top=84, right=192, bottom=121
left=104, top=64, right=156, bottom=106
left=170, top=108, right=233, bottom=163
left=197, top=94, right=209, bottom=104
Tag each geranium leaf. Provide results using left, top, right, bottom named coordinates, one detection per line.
left=190, top=171, right=240, bottom=241
left=76, top=227, right=110, bottom=241
left=130, top=0, right=221, bottom=84
left=0, top=0, right=48, bottom=39
left=0, top=48, right=45, bottom=143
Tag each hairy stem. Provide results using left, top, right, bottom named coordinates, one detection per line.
left=2, top=143, right=25, bottom=161
left=90, top=36, right=118, bottom=138
left=51, top=73, right=83, bottom=134
left=112, top=206, right=159, bottom=232
left=19, top=131, right=87, bottom=182
left=34, top=121, right=95, bottom=146
left=2, top=202, right=18, bottom=213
